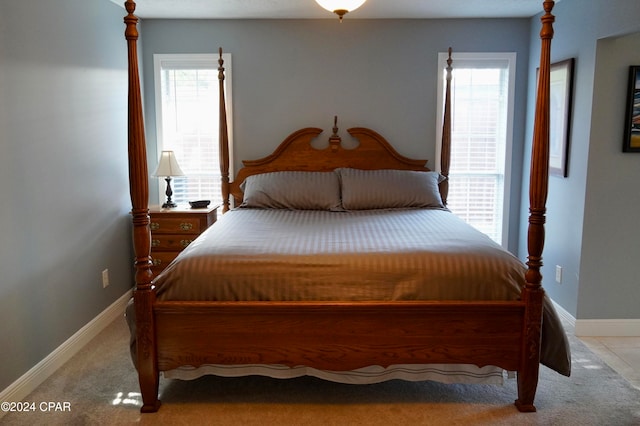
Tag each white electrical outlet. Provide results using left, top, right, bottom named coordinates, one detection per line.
left=102, top=269, right=110, bottom=288
left=555, top=265, right=562, bottom=284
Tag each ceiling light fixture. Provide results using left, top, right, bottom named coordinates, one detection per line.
left=315, top=0, right=366, bottom=22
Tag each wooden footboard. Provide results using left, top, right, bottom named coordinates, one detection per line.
left=152, top=299, right=541, bottom=411
left=154, top=301, right=526, bottom=372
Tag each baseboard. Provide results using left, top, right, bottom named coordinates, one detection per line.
left=575, top=319, right=640, bottom=337
left=552, top=301, right=576, bottom=329
left=550, top=301, right=640, bottom=337
left=0, top=290, right=132, bottom=415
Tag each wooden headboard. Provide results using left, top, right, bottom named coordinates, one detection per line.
left=228, top=119, right=438, bottom=207
left=219, top=47, right=453, bottom=213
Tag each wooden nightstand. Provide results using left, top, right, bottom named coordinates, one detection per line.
left=148, top=205, right=218, bottom=277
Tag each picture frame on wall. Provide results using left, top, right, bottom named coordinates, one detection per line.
left=623, top=66, right=640, bottom=153
left=547, top=58, right=574, bottom=177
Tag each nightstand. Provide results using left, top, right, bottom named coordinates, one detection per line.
left=148, top=205, right=218, bottom=277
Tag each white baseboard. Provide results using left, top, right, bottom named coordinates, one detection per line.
left=0, top=290, right=132, bottom=415
left=552, top=301, right=576, bottom=328
left=551, top=301, right=640, bottom=337
left=552, top=301, right=640, bottom=337
left=575, top=319, right=640, bottom=337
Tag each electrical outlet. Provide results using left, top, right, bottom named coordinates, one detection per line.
left=102, top=269, right=110, bottom=288
left=555, top=265, right=562, bottom=284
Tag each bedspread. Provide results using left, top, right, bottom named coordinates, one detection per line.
left=133, top=208, right=570, bottom=377
left=155, top=208, right=526, bottom=302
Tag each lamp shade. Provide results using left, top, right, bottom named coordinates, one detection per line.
left=153, top=150, right=185, bottom=177
left=315, top=0, right=366, bottom=14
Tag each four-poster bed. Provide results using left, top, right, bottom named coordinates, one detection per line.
left=124, top=0, right=569, bottom=413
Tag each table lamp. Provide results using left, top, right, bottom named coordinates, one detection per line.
left=153, top=150, right=185, bottom=208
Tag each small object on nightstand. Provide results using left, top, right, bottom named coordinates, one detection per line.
left=189, top=200, right=210, bottom=209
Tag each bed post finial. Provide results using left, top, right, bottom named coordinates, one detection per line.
left=218, top=47, right=231, bottom=213
left=329, top=115, right=341, bottom=152
left=439, top=47, right=453, bottom=205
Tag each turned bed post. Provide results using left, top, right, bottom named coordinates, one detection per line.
left=124, top=0, right=161, bottom=413
left=516, top=0, right=555, bottom=412
left=218, top=48, right=231, bottom=213
left=440, top=47, right=453, bottom=206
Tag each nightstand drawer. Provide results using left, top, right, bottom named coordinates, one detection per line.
left=150, top=217, right=203, bottom=234
left=147, top=205, right=218, bottom=279
left=151, top=235, right=195, bottom=250
left=150, top=251, right=179, bottom=274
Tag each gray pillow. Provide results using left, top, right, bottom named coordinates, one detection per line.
left=240, top=171, right=343, bottom=211
left=337, top=168, right=445, bottom=210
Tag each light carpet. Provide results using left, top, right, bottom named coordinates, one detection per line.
left=2, top=316, right=639, bottom=426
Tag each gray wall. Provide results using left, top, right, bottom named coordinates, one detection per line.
left=519, top=0, right=640, bottom=319
left=0, top=0, right=133, bottom=390
left=139, top=18, right=532, bottom=251
left=580, top=31, right=640, bottom=319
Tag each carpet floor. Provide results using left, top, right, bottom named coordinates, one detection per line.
left=2, top=315, right=639, bottom=425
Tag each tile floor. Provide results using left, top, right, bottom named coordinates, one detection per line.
left=579, top=335, right=640, bottom=390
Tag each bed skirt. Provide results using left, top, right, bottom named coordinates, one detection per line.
left=162, top=363, right=506, bottom=385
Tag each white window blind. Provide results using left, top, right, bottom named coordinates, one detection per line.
left=154, top=54, right=233, bottom=208
left=436, top=53, right=516, bottom=245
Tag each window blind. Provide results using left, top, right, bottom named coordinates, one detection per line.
left=438, top=54, right=515, bottom=245
left=154, top=54, right=232, bottom=208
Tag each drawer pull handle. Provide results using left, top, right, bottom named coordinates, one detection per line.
left=151, top=239, right=160, bottom=247
left=179, top=222, right=193, bottom=231
left=150, top=222, right=160, bottom=231
left=152, top=259, right=162, bottom=266
left=180, top=239, right=193, bottom=248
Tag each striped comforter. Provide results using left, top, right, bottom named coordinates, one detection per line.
left=155, top=208, right=526, bottom=302
left=138, top=208, right=570, bottom=379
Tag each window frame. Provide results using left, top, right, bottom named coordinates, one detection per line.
left=153, top=53, right=234, bottom=207
left=435, top=52, right=516, bottom=247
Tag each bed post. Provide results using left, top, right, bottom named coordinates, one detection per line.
left=439, top=47, right=453, bottom=206
left=218, top=48, right=231, bottom=213
left=515, top=0, right=555, bottom=412
left=124, top=0, right=161, bottom=413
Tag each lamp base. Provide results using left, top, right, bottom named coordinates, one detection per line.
left=162, top=176, right=178, bottom=208
left=162, top=201, right=178, bottom=208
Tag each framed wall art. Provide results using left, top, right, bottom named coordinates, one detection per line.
left=547, top=58, right=574, bottom=177
left=623, top=65, right=640, bottom=153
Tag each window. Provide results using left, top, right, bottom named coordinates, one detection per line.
left=436, top=52, right=516, bottom=246
left=154, top=53, right=233, bottom=208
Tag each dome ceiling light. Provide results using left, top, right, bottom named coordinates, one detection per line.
left=315, top=0, right=366, bottom=22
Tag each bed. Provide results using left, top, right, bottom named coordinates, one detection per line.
left=123, top=0, right=567, bottom=413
